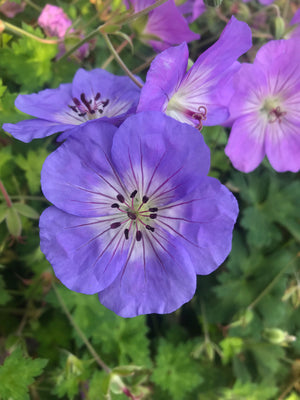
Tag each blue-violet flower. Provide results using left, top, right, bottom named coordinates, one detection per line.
left=40, top=112, right=238, bottom=317
left=2, top=68, right=141, bottom=143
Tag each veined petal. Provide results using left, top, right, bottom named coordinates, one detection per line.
left=138, top=43, right=189, bottom=112
left=111, top=112, right=210, bottom=200
left=41, top=122, right=120, bottom=217
left=265, top=118, right=300, bottom=172
left=225, top=112, right=267, bottom=173
left=98, top=232, right=196, bottom=317
left=40, top=207, right=126, bottom=293
left=2, top=119, right=75, bottom=143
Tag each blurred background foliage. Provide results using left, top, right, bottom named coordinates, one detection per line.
left=0, top=0, right=300, bottom=399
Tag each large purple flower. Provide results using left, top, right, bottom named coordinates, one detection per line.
left=2, top=68, right=141, bottom=143
left=137, top=16, right=252, bottom=128
left=124, top=0, right=199, bottom=51
left=225, top=38, right=300, bottom=173
left=39, top=112, right=238, bottom=317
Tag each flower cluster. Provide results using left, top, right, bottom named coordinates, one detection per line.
left=3, top=0, right=299, bottom=317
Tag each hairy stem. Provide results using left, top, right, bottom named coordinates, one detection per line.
left=0, top=180, right=12, bottom=208
left=1, top=20, right=59, bottom=44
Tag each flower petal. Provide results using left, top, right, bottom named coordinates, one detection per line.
left=2, top=119, right=75, bottom=143
left=137, top=43, right=189, bottom=112
left=41, top=121, right=119, bottom=217
left=225, top=112, right=267, bottom=173
left=98, top=231, right=196, bottom=317
left=40, top=207, right=126, bottom=293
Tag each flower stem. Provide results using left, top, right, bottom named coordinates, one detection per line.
left=23, top=0, right=42, bottom=12
left=0, top=180, right=12, bottom=208
left=51, top=282, right=111, bottom=373
left=101, top=35, right=132, bottom=69
left=0, top=20, right=59, bottom=44
left=247, top=252, right=300, bottom=311
left=103, top=34, right=143, bottom=88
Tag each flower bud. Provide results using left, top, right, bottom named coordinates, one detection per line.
left=263, top=328, right=296, bottom=346
left=270, top=16, right=286, bottom=40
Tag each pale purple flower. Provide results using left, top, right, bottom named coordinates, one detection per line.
left=177, top=0, right=206, bottom=23
left=39, top=112, right=238, bottom=317
left=225, top=38, right=300, bottom=173
left=2, top=68, right=141, bottom=143
left=124, top=0, right=200, bottom=51
left=138, top=16, right=252, bottom=128
left=0, top=1, right=25, bottom=18
left=38, top=4, right=89, bottom=60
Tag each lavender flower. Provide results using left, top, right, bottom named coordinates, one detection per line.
left=225, top=38, right=300, bottom=173
left=0, top=1, right=25, bottom=18
left=2, top=68, right=141, bottom=143
left=38, top=4, right=89, bottom=60
left=124, top=0, right=199, bottom=51
left=39, top=112, right=238, bottom=317
left=137, top=16, right=252, bottom=128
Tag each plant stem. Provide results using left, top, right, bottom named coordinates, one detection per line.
left=23, top=0, right=42, bottom=12
left=0, top=180, right=12, bottom=208
left=247, top=252, right=300, bottom=311
left=52, top=283, right=111, bottom=373
left=101, top=36, right=131, bottom=69
left=103, top=34, right=143, bottom=88
left=1, top=20, right=59, bottom=44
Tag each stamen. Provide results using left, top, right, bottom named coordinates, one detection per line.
left=146, top=225, right=155, bottom=232
left=149, top=207, right=158, bottom=212
left=127, top=211, right=137, bottom=220
left=80, top=93, right=93, bottom=114
left=117, top=194, right=125, bottom=203
left=124, top=228, right=129, bottom=240
left=142, top=195, right=149, bottom=203
left=136, top=230, right=142, bottom=241
left=73, top=97, right=81, bottom=106
left=95, top=92, right=101, bottom=101
left=111, top=203, right=119, bottom=208
left=268, top=106, right=286, bottom=123
left=150, top=214, right=157, bottom=219
left=111, top=222, right=121, bottom=229
left=130, top=190, right=137, bottom=198
left=192, top=105, right=207, bottom=130
left=102, top=99, right=109, bottom=108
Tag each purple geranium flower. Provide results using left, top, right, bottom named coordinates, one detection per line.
left=2, top=68, right=141, bottom=143
left=0, top=1, right=25, bottom=18
left=124, top=0, right=200, bottom=51
left=39, top=112, right=238, bottom=317
left=137, top=16, right=252, bottom=128
left=225, top=38, right=300, bottom=173
left=177, top=0, right=206, bottom=23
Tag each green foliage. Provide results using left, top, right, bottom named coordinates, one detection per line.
left=0, top=348, right=47, bottom=400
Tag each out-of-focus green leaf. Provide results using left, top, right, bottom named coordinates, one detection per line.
left=6, top=206, right=21, bottom=236
left=13, top=203, right=39, bottom=219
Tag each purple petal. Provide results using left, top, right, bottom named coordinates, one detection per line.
left=40, top=207, right=125, bottom=293
left=2, top=119, right=75, bottom=143
left=265, top=119, right=300, bottom=172
left=145, top=0, right=200, bottom=51
left=137, top=43, right=189, bottom=112
left=14, top=83, right=73, bottom=123
left=111, top=112, right=210, bottom=199
left=41, top=121, right=119, bottom=217
left=225, top=113, right=267, bottom=173
left=290, top=8, right=300, bottom=25
left=98, top=232, right=196, bottom=317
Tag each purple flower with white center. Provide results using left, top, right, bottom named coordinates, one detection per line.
left=39, top=112, right=238, bottom=317
left=2, top=68, right=141, bottom=143
left=124, top=0, right=200, bottom=51
left=0, top=1, right=25, bottom=18
left=225, top=38, right=300, bottom=173
left=177, top=0, right=206, bottom=23
left=137, top=16, right=252, bottom=129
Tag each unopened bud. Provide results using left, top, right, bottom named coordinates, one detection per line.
left=263, top=328, right=296, bottom=346
left=203, top=0, right=223, bottom=7
left=270, top=16, right=286, bottom=40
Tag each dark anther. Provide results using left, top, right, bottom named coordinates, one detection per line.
left=146, top=225, right=155, bottom=232
left=142, top=195, right=149, bottom=203
left=149, top=207, right=158, bottom=212
left=117, top=194, right=125, bottom=203
left=102, top=99, right=109, bottom=108
left=73, top=97, right=81, bottom=106
left=136, top=230, right=142, bottom=241
left=95, top=92, right=101, bottom=101
left=98, top=109, right=103, bottom=114
left=124, top=228, right=129, bottom=240
left=68, top=105, right=78, bottom=113
left=130, top=190, right=137, bottom=198
left=80, top=93, right=93, bottom=113
left=150, top=213, right=157, bottom=219
left=127, top=211, right=137, bottom=220
left=111, top=203, right=119, bottom=208
left=78, top=112, right=87, bottom=117
left=111, top=222, right=121, bottom=229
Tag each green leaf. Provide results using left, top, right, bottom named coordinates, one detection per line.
left=6, top=207, right=22, bottom=237
left=0, top=348, right=48, bottom=400
left=220, top=337, right=244, bottom=365
left=13, top=203, right=39, bottom=219
left=152, top=339, right=203, bottom=400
